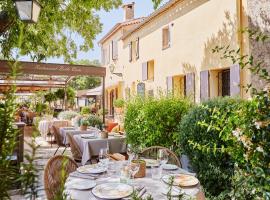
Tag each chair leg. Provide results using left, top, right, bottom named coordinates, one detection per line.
left=54, top=146, right=60, bottom=155
left=62, top=146, right=67, bottom=155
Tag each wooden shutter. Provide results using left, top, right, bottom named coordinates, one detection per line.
left=129, top=42, right=132, bottom=62
left=112, top=40, right=118, bottom=60
left=142, top=62, right=148, bottom=81
left=136, top=37, right=139, bottom=59
left=185, top=73, right=195, bottom=101
left=230, top=64, right=240, bottom=96
left=200, top=70, right=209, bottom=101
left=166, top=76, right=173, bottom=94
left=168, top=25, right=171, bottom=47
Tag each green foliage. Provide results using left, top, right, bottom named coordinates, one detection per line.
left=44, top=91, right=57, bottom=103
left=125, top=96, right=192, bottom=153
left=86, top=115, right=103, bottom=129
left=54, top=88, right=65, bottom=100
left=81, top=106, right=91, bottom=115
left=178, top=97, right=247, bottom=197
left=68, top=59, right=101, bottom=90
left=58, top=111, right=79, bottom=120
left=0, top=0, right=122, bottom=62
left=35, top=102, right=48, bottom=116
left=113, top=98, right=125, bottom=108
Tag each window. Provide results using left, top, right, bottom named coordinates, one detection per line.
left=112, top=40, right=118, bottom=60
left=218, top=69, right=230, bottom=96
left=142, top=60, right=154, bottom=81
left=162, top=26, right=170, bottom=49
left=167, top=75, right=186, bottom=97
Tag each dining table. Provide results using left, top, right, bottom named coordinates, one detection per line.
left=59, top=127, right=100, bottom=145
left=38, top=119, right=70, bottom=138
left=73, top=134, right=127, bottom=165
left=65, top=161, right=204, bottom=200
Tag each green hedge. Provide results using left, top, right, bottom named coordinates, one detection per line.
left=125, top=96, right=192, bottom=153
left=178, top=97, right=247, bottom=197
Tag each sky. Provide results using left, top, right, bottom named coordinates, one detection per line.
left=21, top=0, right=163, bottom=64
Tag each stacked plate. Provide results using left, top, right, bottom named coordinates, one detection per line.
left=142, top=158, right=160, bottom=167
left=65, top=178, right=96, bottom=190
left=77, top=164, right=107, bottom=174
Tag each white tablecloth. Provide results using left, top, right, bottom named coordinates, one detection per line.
left=59, top=127, right=100, bottom=145
left=65, top=163, right=203, bottom=200
left=73, top=135, right=127, bottom=165
left=38, top=119, right=69, bottom=138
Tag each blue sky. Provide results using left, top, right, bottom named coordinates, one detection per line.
left=29, top=1, right=162, bottom=64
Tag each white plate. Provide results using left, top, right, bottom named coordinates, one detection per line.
left=162, top=164, right=178, bottom=170
left=77, top=164, right=106, bottom=174
left=162, top=174, right=199, bottom=187
left=66, top=178, right=96, bottom=190
left=143, top=158, right=160, bottom=167
left=92, top=183, right=133, bottom=199
left=161, top=186, right=184, bottom=197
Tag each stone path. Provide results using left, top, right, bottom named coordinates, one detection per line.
left=11, top=126, right=72, bottom=200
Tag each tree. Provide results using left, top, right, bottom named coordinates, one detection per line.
left=0, top=0, right=122, bottom=62
left=69, top=59, right=102, bottom=90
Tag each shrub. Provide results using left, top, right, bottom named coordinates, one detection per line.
left=87, top=115, right=103, bottom=128
left=178, top=97, right=247, bottom=197
left=58, top=111, right=79, bottom=120
left=113, top=98, right=125, bottom=108
left=124, top=96, right=192, bottom=153
left=80, top=106, right=91, bottom=115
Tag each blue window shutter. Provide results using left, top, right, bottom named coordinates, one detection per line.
left=185, top=73, right=195, bottom=102
left=166, top=76, right=173, bottom=93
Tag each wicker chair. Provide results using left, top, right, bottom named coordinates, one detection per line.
left=140, top=146, right=181, bottom=167
left=51, top=125, right=67, bottom=155
left=44, top=155, right=78, bottom=200
left=67, top=133, right=82, bottom=162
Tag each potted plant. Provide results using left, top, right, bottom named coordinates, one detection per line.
left=80, top=118, right=89, bottom=131
left=113, top=99, right=125, bottom=114
left=80, top=106, right=91, bottom=115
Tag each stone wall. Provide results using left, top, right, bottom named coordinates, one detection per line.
left=247, top=0, right=270, bottom=90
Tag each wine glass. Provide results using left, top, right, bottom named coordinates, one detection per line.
left=127, top=144, right=135, bottom=162
left=158, top=149, right=169, bottom=166
left=99, top=148, right=109, bottom=169
left=129, top=162, right=140, bottom=179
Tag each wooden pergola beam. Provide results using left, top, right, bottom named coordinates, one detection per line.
left=0, top=60, right=106, bottom=77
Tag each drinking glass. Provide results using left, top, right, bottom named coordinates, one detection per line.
left=151, top=166, right=162, bottom=180
left=99, top=148, right=109, bottom=169
left=127, top=144, right=135, bottom=163
left=129, top=162, right=140, bottom=179
left=158, top=149, right=169, bottom=166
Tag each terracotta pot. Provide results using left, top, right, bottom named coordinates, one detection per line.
left=80, top=125, right=87, bottom=131
left=115, top=107, right=123, bottom=114
left=132, top=160, right=146, bottom=178
left=101, top=131, right=108, bottom=139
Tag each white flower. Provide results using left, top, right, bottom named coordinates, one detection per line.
left=256, top=146, right=264, bottom=153
left=254, top=121, right=262, bottom=129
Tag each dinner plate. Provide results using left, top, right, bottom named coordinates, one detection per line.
left=161, top=186, right=184, bottom=197
left=162, top=164, right=178, bottom=170
left=80, top=134, right=96, bottom=139
left=66, top=178, right=96, bottom=190
left=92, top=183, right=133, bottom=199
left=162, top=174, right=199, bottom=187
left=143, top=158, right=160, bottom=167
left=77, top=164, right=106, bottom=174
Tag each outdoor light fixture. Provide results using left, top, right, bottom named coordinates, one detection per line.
left=15, top=0, right=41, bottom=23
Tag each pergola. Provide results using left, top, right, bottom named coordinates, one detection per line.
left=0, top=60, right=106, bottom=122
